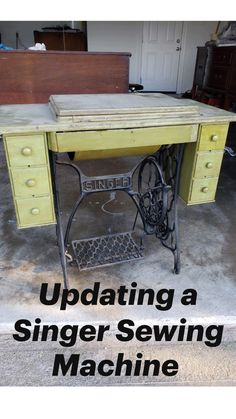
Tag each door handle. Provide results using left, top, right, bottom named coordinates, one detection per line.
left=176, top=46, right=181, bottom=51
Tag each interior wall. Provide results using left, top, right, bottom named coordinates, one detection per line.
left=178, top=21, right=220, bottom=93
left=87, top=21, right=225, bottom=93
left=0, top=21, right=83, bottom=49
left=87, top=21, right=143, bottom=84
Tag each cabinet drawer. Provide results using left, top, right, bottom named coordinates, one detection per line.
left=15, top=196, right=55, bottom=228
left=4, top=134, right=48, bottom=167
left=194, top=151, right=224, bottom=178
left=198, top=124, right=229, bottom=151
left=207, top=67, right=229, bottom=90
left=211, top=48, right=232, bottom=65
left=190, top=178, right=218, bottom=203
left=49, top=125, right=198, bottom=153
left=11, top=166, right=51, bottom=197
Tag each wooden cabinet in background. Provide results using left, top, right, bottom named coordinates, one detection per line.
left=192, top=46, right=236, bottom=110
left=0, top=51, right=131, bottom=104
left=34, top=30, right=87, bottom=51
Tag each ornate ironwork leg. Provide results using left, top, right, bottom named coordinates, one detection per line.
left=136, top=144, right=184, bottom=274
left=158, top=144, right=184, bottom=273
left=55, top=161, right=85, bottom=251
left=49, top=151, right=68, bottom=288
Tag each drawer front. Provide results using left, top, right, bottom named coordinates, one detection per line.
left=15, top=196, right=55, bottom=228
left=207, top=67, right=229, bottom=90
left=194, top=151, right=224, bottom=178
left=190, top=178, right=218, bottom=203
left=11, top=167, right=51, bottom=197
left=198, top=124, right=229, bottom=151
left=5, top=134, right=47, bottom=166
left=211, top=48, right=232, bottom=65
left=49, top=125, right=198, bottom=153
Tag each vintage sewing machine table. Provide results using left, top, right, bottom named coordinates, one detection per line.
left=1, top=93, right=236, bottom=287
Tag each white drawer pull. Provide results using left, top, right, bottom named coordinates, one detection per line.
left=26, top=179, right=36, bottom=187
left=21, top=147, right=32, bottom=156
left=31, top=208, right=40, bottom=215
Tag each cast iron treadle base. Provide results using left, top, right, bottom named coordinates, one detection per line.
left=72, top=232, right=144, bottom=271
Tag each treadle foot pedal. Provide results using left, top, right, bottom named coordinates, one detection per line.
left=72, top=232, right=144, bottom=270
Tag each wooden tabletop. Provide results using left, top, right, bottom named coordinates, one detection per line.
left=49, top=93, right=200, bottom=117
left=0, top=93, right=236, bottom=134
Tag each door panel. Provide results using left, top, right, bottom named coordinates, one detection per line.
left=141, top=22, right=183, bottom=91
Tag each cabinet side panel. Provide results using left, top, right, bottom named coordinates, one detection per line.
left=178, top=141, right=198, bottom=203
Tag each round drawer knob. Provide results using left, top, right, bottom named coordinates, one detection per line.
left=31, top=208, right=40, bottom=215
left=211, top=135, right=218, bottom=142
left=21, top=147, right=32, bottom=156
left=206, top=162, right=213, bottom=169
left=201, top=187, right=209, bottom=193
left=26, top=178, right=36, bottom=187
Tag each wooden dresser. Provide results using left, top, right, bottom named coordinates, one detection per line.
left=192, top=46, right=236, bottom=110
left=34, top=30, right=87, bottom=51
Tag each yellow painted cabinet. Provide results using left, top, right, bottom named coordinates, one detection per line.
left=179, top=123, right=229, bottom=205
left=4, top=133, right=55, bottom=228
left=3, top=123, right=229, bottom=229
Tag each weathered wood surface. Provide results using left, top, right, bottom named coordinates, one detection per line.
left=49, top=93, right=200, bottom=117
left=0, top=94, right=236, bottom=134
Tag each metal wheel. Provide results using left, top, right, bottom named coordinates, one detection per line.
left=138, top=155, right=170, bottom=234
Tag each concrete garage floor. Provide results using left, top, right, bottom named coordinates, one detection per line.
left=0, top=141, right=236, bottom=386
